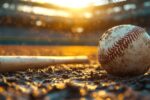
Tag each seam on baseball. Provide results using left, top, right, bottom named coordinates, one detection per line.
left=99, top=27, right=145, bottom=64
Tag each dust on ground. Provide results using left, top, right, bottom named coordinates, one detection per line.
left=0, top=45, right=150, bottom=100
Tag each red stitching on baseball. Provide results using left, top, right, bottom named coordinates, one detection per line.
left=99, top=27, right=145, bottom=64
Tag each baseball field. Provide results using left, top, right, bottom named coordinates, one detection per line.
left=0, top=45, right=149, bottom=100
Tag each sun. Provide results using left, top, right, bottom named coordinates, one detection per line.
left=43, top=0, right=91, bottom=8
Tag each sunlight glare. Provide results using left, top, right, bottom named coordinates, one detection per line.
left=23, top=0, right=109, bottom=9
left=22, top=0, right=126, bottom=9
left=45, top=0, right=93, bottom=8
left=83, top=12, right=93, bottom=19
left=17, top=5, right=70, bottom=17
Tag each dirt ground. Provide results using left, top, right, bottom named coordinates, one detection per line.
left=0, top=45, right=150, bottom=100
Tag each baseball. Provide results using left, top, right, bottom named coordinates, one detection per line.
left=98, top=24, right=150, bottom=76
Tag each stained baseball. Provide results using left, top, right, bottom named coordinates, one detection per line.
left=98, top=24, right=150, bottom=76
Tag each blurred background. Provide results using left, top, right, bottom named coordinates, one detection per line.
left=0, top=0, right=149, bottom=45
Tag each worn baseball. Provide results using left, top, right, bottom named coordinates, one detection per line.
left=98, top=24, right=150, bottom=76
